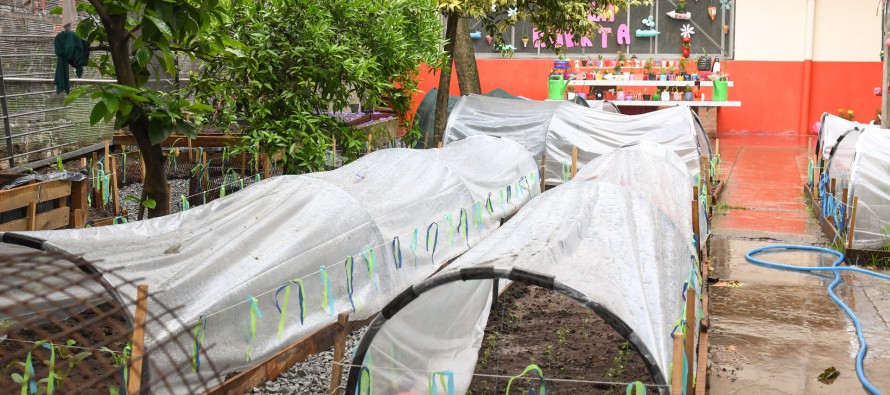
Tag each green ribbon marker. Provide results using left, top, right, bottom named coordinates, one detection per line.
left=486, top=193, right=495, bottom=216
left=362, top=245, right=378, bottom=291
left=345, top=256, right=356, bottom=312
left=458, top=208, right=469, bottom=245
left=320, top=266, right=335, bottom=315
left=426, top=222, right=439, bottom=264
left=505, top=364, right=547, bottom=395
left=392, top=237, right=403, bottom=269
left=245, top=295, right=262, bottom=361
left=410, top=227, right=419, bottom=268
left=473, top=201, right=484, bottom=229
left=180, top=195, right=190, bottom=211
left=562, top=162, right=571, bottom=182
left=428, top=371, right=454, bottom=395
left=191, top=316, right=206, bottom=371
left=355, top=366, right=372, bottom=395
left=626, top=381, right=646, bottom=394
left=220, top=183, right=226, bottom=198
left=121, top=151, right=127, bottom=184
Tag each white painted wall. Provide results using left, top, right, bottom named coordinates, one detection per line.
left=733, top=0, right=880, bottom=62
left=813, top=0, right=881, bottom=62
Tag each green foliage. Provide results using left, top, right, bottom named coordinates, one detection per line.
left=72, top=0, right=235, bottom=144
left=192, top=0, right=444, bottom=174
left=7, top=339, right=95, bottom=395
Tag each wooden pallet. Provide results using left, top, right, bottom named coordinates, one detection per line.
left=0, top=174, right=88, bottom=231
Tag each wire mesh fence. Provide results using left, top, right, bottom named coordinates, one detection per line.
left=0, top=247, right=222, bottom=394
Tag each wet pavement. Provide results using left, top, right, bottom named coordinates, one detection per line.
left=707, top=134, right=890, bottom=394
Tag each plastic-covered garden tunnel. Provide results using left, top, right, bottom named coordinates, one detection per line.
left=818, top=128, right=890, bottom=249
left=442, top=94, right=713, bottom=185
left=346, top=142, right=702, bottom=395
left=0, top=135, right=539, bottom=393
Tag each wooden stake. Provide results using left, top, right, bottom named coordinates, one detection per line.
left=842, top=188, right=849, bottom=210
left=830, top=178, right=836, bottom=195
left=168, top=183, right=173, bottom=210
left=847, top=196, right=859, bottom=250
left=540, top=154, right=547, bottom=192
left=110, top=156, right=120, bottom=216
left=128, top=284, right=149, bottom=395
left=700, top=156, right=712, bottom=206
left=331, top=135, right=338, bottom=168
left=91, top=152, right=99, bottom=195
left=188, top=138, right=194, bottom=163
left=692, top=198, right=700, bottom=249
left=240, top=153, right=247, bottom=178
left=715, top=138, right=720, bottom=157
left=26, top=201, right=37, bottom=230
left=328, top=313, right=349, bottom=395
left=69, top=179, right=88, bottom=228
left=571, top=146, right=578, bottom=179
left=103, top=140, right=110, bottom=173
left=671, top=332, right=684, bottom=395
left=436, top=141, right=443, bottom=149
left=263, top=155, right=271, bottom=179
left=685, top=287, right=696, bottom=395
left=367, top=133, right=373, bottom=154
left=79, top=157, right=87, bottom=168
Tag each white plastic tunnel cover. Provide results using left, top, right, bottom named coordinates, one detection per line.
left=442, top=94, right=712, bottom=185
left=0, top=136, right=539, bottom=393
left=846, top=131, right=890, bottom=249
left=816, top=112, right=877, bottom=159
left=347, top=143, right=702, bottom=395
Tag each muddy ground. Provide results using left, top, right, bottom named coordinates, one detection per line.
left=466, top=283, right=653, bottom=394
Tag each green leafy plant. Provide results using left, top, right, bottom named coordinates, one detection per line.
left=8, top=340, right=94, bottom=394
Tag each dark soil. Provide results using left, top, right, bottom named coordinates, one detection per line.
left=467, top=283, right=651, bottom=395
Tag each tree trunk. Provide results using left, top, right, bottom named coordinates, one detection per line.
left=103, top=16, right=170, bottom=217
left=454, top=17, right=481, bottom=96
left=432, top=13, right=460, bottom=145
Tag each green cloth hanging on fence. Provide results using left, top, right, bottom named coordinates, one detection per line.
left=53, top=30, right=90, bottom=94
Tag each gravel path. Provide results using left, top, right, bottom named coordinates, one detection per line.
left=248, top=326, right=368, bottom=395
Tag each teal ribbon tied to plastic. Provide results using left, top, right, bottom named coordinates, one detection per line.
left=519, top=176, right=530, bottom=199
left=274, top=279, right=306, bottom=338
left=220, top=182, right=226, bottom=198
left=245, top=295, right=262, bottom=361
left=562, top=162, right=571, bottom=182
left=428, top=370, right=455, bottom=395
left=458, top=208, right=469, bottom=245
left=485, top=192, right=495, bottom=216
left=320, top=266, right=335, bottom=315
left=626, top=381, right=646, bottom=394
left=392, top=236, right=403, bottom=269
left=180, top=195, right=190, bottom=211
left=113, top=216, right=128, bottom=225
left=355, top=366, right=372, bottom=395
left=410, top=227, right=419, bottom=268
left=426, top=222, right=439, bottom=264
left=345, top=256, right=356, bottom=312
left=499, top=188, right=507, bottom=212
left=362, top=245, right=379, bottom=291
left=529, top=171, right=537, bottom=193
left=505, top=364, right=547, bottom=395
left=445, top=214, right=455, bottom=246
left=473, top=201, right=484, bottom=229
left=191, top=316, right=206, bottom=371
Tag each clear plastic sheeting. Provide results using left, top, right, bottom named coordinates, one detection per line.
left=816, top=113, right=870, bottom=158
left=355, top=143, right=700, bottom=394
left=848, top=131, right=890, bottom=249
left=443, top=95, right=710, bottom=185
left=574, top=141, right=704, bottom=247
left=825, top=128, right=862, bottom=193
left=0, top=136, right=539, bottom=393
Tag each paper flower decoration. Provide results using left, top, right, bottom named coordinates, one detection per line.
left=720, top=0, right=732, bottom=11
left=642, top=16, right=655, bottom=28
left=507, top=7, right=517, bottom=18
left=681, top=24, right=695, bottom=38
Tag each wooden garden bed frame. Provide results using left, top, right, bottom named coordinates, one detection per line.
left=804, top=185, right=890, bottom=267
left=0, top=173, right=89, bottom=231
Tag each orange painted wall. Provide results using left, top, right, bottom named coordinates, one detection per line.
left=413, top=59, right=883, bottom=134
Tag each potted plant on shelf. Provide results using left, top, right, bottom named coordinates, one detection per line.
left=659, top=67, right=668, bottom=81
left=684, top=86, right=694, bottom=101
left=668, top=65, right=676, bottom=81
left=671, top=88, right=683, bottom=101
left=661, top=88, right=670, bottom=101
left=522, top=33, right=530, bottom=48
left=652, top=89, right=662, bottom=101
left=616, top=87, right=626, bottom=101
left=597, top=54, right=604, bottom=68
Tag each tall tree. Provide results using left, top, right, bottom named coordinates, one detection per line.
left=455, top=17, right=482, bottom=95
left=432, top=0, right=649, bottom=141
left=193, top=0, right=445, bottom=172
left=66, top=0, right=233, bottom=217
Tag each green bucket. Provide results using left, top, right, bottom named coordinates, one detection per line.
left=713, top=79, right=729, bottom=101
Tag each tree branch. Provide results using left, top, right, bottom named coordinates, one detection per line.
left=86, top=0, right=112, bottom=25
left=89, top=45, right=111, bottom=51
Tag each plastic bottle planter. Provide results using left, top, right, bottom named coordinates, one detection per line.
left=684, top=92, right=694, bottom=101
left=661, top=92, right=670, bottom=101
left=616, top=91, right=626, bottom=101
left=659, top=74, right=668, bottom=81
left=713, top=79, right=729, bottom=101
left=522, top=37, right=529, bottom=47
left=652, top=93, right=661, bottom=101
left=667, top=74, right=676, bottom=81
left=671, top=92, right=683, bottom=101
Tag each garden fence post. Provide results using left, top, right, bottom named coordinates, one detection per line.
left=540, top=154, right=546, bottom=191
left=128, top=284, right=149, bottom=395
left=671, top=332, right=683, bottom=394
left=329, top=312, right=350, bottom=394
left=571, top=146, right=578, bottom=179
left=847, top=196, right=859, bottom=250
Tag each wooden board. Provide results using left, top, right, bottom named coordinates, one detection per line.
left=0, top=180, right=71, bottom=212
left=0, top=207, right=69, bottom=231
left=112, top=134, right=240, bottom=148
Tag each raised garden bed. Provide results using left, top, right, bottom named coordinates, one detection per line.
left=467, top=282, right=651, bottom=394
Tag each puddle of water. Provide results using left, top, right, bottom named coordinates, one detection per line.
left=710, top=238, right=836, bottom=286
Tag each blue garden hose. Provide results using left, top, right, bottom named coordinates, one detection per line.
left=746, top=245, right=890, bottom=395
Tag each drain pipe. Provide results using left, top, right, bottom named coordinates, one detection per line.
left=799, top=0, right=817, bottom=134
